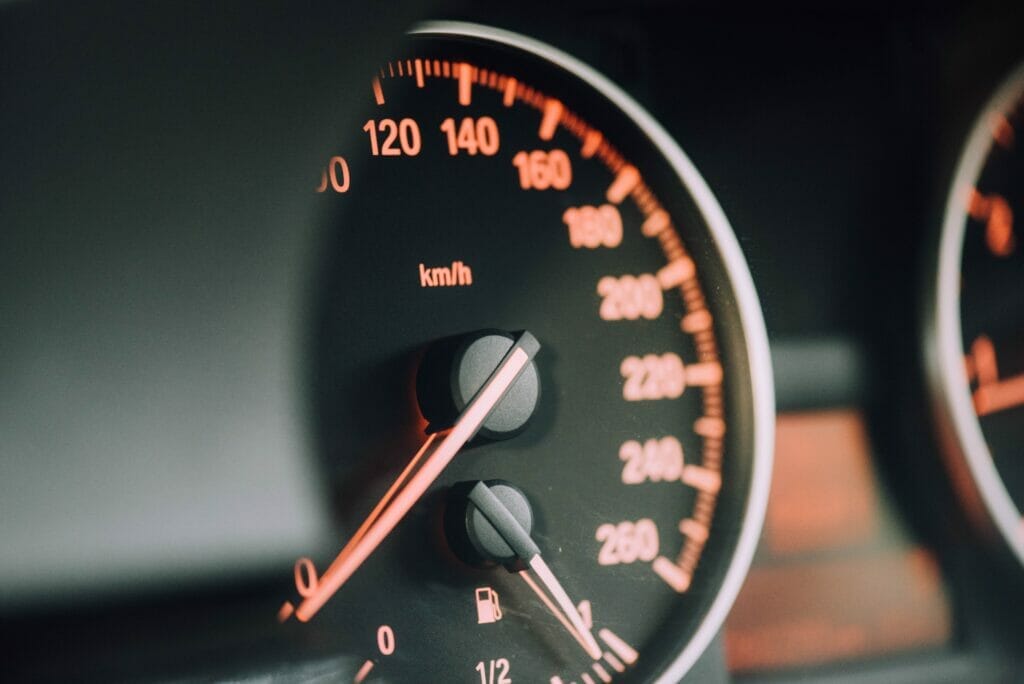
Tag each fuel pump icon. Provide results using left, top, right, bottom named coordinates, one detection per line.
left=475, top=587, right=503, bottom=624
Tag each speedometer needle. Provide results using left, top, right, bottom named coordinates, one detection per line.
left=294, top=331, right=540, bottom=622
left=467, top=482, right=603, bottom=660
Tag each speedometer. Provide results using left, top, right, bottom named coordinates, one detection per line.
left=277, top=22, right=773, bottom=683
left=929, top=61, right=1024, bottom=570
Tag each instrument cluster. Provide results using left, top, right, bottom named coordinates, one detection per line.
left=1, top=2, right=1022, bottom=682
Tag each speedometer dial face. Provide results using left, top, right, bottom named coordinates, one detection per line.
left=279, top=22, right=773, bottom=682
left=932, top=62, right=1024, bottom=569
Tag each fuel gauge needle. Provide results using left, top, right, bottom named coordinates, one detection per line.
left=467, top=482, right=604, bottom=660
left=295, top=331, right=541, bottom=622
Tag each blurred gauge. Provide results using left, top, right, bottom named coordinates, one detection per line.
left=928, top=61, right=1024, bottom=568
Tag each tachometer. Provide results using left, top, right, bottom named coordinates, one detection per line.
left=278, top=22, right=773, bottom=682
left=929, top=61, right=1024, bottom=569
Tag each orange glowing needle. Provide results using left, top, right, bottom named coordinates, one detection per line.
left=294, top=332, right=541, bottom=622
left=522, top=557, right=603, bottom=660
left=519, top=567, right=601, bottom=660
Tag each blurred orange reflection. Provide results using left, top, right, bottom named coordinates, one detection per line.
left=725, top=409, right=951, bottom=673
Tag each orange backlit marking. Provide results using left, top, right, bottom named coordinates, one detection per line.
left=476, top=659, right=511, bottom=684
left=458, top=62, right=473, bottom=105
left=396, top=60, right=403, bottom=77
left=598, top=628, right=638, bottom=665
left=277, top=601, right=294, bottom=623
left=354, top=660, right=374, bottom=684
left=967, top=335, right=998, bottom=385
left=606, top=165, right=640, bottom=204
left=682, top=309, right=712, bottom=334
left=317, top=156, right=351, bottom=194
left=993, top=113, right=1015, bottom=149
left=974, top=373, right=1024, bottom=416
left=442, top=60, right=450, bottom=78
left=388, top=62, right=394, bottom=77
left=577, top=599, right=593, bottom=629
left=364, top=118, right=422, bottom=157
left=682, top=465, right=722, bottom=493
left=591, top=663, right=612, bottom=683
left=564, top=204, right=623, bottom=249
left=503, top=77, right=517, bottom=106
left=372, top=77, right=385, bottom=105
left=582, top=130, right=602, bottom=158
left=598, top=274, right=663, bottom=320
left=596, top=519, right=660, bottom=565
left=475, top=586, right=503, bottom=624
left=420, top=260, right=473, bottom=287
left=964, top=333, right=1024, bottom=415
left=686, top=362, right=723, bottom=387
left=621, top=353, right=686, bottom=401
left=968, top=188, right=1016, bottom=256
left=433, top=59, right=441, bottom=76
left=540, top=99, right=563, bottom=141
left=693, top=416, right=724, bottom=440
left=642, top=209, right=670, bottom=237
left=680, top=518, right=709, bottom=543
left=652, top=556, right=693, bottom=593
left=656, top=257, right=696, bottom=290
left=602, top=652, right=625, bottom=673
left=513, top=149, right=573, bottom=190
left=414, top=58, right=424, bottom=88
left=377, top=624, right=396, bottom=655
left=620, top=437, right=684, bottom=484
left=441, top=117, right=500, bottom=157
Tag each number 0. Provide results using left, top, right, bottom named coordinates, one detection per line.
left=316, top=156, right=350, bottom=193
left=377, top=625, right=396, bottom=655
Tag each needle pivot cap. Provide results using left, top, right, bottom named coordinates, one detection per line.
left=445, top=480, right=536, bottom=569
left=416, top=329, right=540, bottom=440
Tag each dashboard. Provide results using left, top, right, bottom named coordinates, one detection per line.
left=2, top=1, right=1023, bottom=682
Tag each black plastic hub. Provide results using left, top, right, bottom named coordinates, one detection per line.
left=415, top=329, right=540, bottom=440
left=444, top=480, right=536, bottom=570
